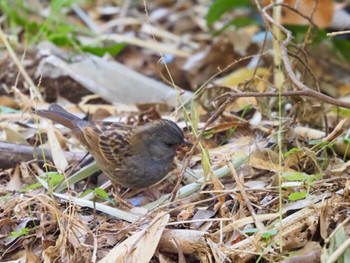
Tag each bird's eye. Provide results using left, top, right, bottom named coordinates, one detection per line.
left=165, top=142, right=175, bottom=147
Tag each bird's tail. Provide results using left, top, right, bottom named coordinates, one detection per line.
left=36, top=104, right=84, bottom=131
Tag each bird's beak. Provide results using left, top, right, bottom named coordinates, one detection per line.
left=179, top=139, right=193, bottom=150
left=183, top=139, right=193, bottom=147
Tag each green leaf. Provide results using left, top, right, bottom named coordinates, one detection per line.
left=94, top=188, right=109, bottom=199
left=51, top=0, right=77, bottom=11
left=20, top=182, right=42, bottom=192
left=286, top=25, right=327, bottom=44
left=82, top=43, right=126, bottom=57
left=284, top=147, right=302, bottom=158
left=332, top=226, right=350, bottom=261
left=10, top=227, right=30, bottom=238
left=242, top=228, right=258, bottom=235
left=283, top=172, right=320, bottom=184
left=203, top=131, right=214, bottom=139
left=20, top=172, right=64, bottom=192
left=206, top=0, right=251, bottom=26
left=332, top=39, right=350, bottom=64
left=54, top=162, right=100, bottom=193
left=261, top=229, right=277, bottom=239
left=308, top=139, right=328, bottom=147
left=213, top=16, right=258, bottom=35
left=332, top=107, right=350, bottom=117
left=229, top=16, right=256, bottom=28
left=48, top=172, right=65, bottom=187
left=282, top=171, right=310, bottom=181
left=288, top=191, right=307, bottom=201
left=47, top=24, right=78, bottom=46
left=0, top=0, right=88, bottom=49
left=94, top=188, right=116, bottom=205
left=79, top=189, right=93, bottom=198
left=201, top=148, right=211, bottom=180
left=48, top=34, right=72, bottom=46
left=190, top=100, right=199, bottom=132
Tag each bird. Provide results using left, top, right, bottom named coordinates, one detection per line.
left=36, top=104, right=191, bottom=189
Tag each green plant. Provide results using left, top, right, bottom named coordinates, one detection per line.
left=206, top=0, right=252, bottom=27
left=10, top=227, right=31, bottom=238
left=0, top=0, right=125, bottom=56
left=282, top=171, right=321, bottom=201
left=322, top=226, right=350, bottom=263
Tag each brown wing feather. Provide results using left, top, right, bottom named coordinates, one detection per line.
left=82, top=122, right=133, bottom=165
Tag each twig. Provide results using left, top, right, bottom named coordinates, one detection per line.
left=327, top=30, right=350, bottom=37
left=0, top=27, right=43, bottom=103
left=225, top=156, right=265, bottom=232
left=170, top=99, right=232, bottom=201
left=216, top=89, right=350, bottom=109
left=71, top=3, right=99, bottom=33
left=0, top=141, right=86, bottom=169
left=277, top=3, right=318, bottom=28
left=257, top=3, right=350, bottom=109
left=286, top=49, right=329, bottom=133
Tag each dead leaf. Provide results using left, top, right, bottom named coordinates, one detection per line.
left=46, top=122, right=68, bottom=171
left=99, top=213, right=169, bottom=263
left=263, top=0, right=334, bottom=28
left=5, top=166, right=22, bottom=191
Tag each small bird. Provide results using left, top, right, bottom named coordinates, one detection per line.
left=37, top=104, right=190, bottom=189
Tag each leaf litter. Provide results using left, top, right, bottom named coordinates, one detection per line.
left=0, top=0, right=350, bottom=262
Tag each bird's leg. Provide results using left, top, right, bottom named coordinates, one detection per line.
left=169, top=172, right=182, bottom=202
left=111, top=185, right=134, bottom=209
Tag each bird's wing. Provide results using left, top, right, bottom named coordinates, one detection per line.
left=81, top=122, right=132, bottom=165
